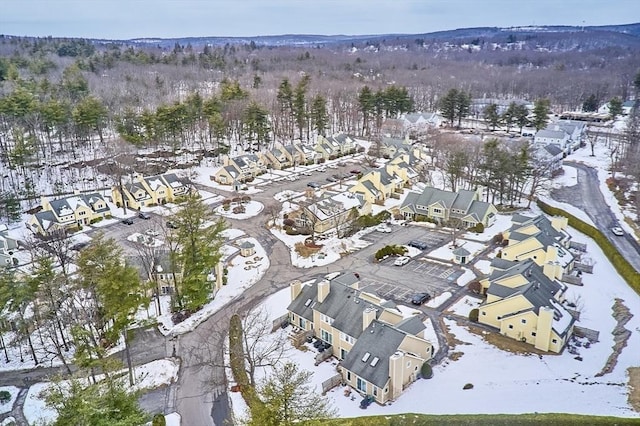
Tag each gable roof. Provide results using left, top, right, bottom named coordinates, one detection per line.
left=340, top=320, right=407, bottom=389
left=486, top=260, right=573, bottom=336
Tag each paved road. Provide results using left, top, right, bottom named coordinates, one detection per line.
left=552, top=161, right=640, bottom=271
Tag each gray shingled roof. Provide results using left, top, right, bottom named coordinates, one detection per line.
left=340, top=320, right=406, bottom=389
left=535, top=129, right=567, bottom=140
left=487, top=260, right=567, bottom=319
left=543, top=145, right=564, bottom=156
left=394, top=315, right=426, bottom=336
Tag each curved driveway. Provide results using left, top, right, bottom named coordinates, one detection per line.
left=552, top=161, right=640, bottom=271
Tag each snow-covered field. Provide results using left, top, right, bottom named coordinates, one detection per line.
left=23, top=359, right=179, bottom=425
left=230, top=219, right=640, bottom=419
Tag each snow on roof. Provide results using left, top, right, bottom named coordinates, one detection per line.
left=553, top=243, right=574, bottom=268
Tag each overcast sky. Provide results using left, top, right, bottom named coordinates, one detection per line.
left=2, top=0, right=639, bottom=40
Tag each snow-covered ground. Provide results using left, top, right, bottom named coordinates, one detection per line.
left=23, top=358, right=179, bottom=425
left=229, top=220, right=640, bottom=419
left=0, top=386, right=19, bottom=415
left=157, top=237, right=270, bottom=336
left=427, top=239, right=486, bottom=263
left=215, top=201, right=264, bottom=219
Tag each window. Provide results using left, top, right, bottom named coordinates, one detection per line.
left=299, top=318, right=306, bottom=329
left=508, top=324, right=513, bottom=329
left=433, top=208, right=442, bottom=214
left=531, top=332, right=537, bottom=337
left=373, top=387, right=378, bottom=397
left=321, top=314, right=334, bottom=325
left=552, top=339, right=558, bottom=344
left=521, top=319, right=527, bottom=324
left=356, top=377, right=366, bottom=392
left=347, top=371, right=351, bottom=381
left=341, top=348, right=348, bottom=360
left=481, top=311, right=486, bottom=316
left=320, top=329, right=332, bottom=344
left=340, top=332, right=354, bottom=344
left=406, top=361, right=411, bottom=368
left=384, top=388, right=388, bottom=393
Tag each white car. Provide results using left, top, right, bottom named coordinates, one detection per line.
left=286, top=175, right=297, bottom=182
left=302, top=171, right=312, bottom=176
left=327, top=163, right=338, bottom=169
left=611, top=226, right=624, bottom=236
left=394, top=256, right=410, bottom=266
left=145, top=229, right=159, bottom=237
left=317, top=166, right=327, bottom=172
left=376, top=225, right=392, bottom=233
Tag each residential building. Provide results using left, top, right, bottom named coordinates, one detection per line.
left=500, top=214, right=574, bottom=280
left=287, top=274, right=433, bottom=404
left=399, top=186, right=497, bottom=228
left=533, top=144, right=564, bottom=175
left=315, top=134, right=358, bottom=160
left=478, top=258, right=575, bottom=353
left=127, top=249, right=224, bottom=298
left=401, top=112, right=441, bottom=134
left=112, top=173, right=188, bottom=210
left=27, top=192, right=110, bottom=236
left=294, top=191, right=370, bottom=234
left=213, top=154, right=267, bottom=183
left=534, top=120, right=585, bottom=154
left=0, top=225, right=18, bottom=266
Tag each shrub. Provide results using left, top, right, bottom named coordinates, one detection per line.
left=152, top=414, right=166, bottom=426
left=89, top=217, right=103, bottom=224
left=473, top=222, right=485, bottom=233
left=374, top=245, right=407, bottom=260
left=420, top=363, right=433, bottom=379
left=463, top=383, right=474, bottom=390
left=468, top=281, right=482, bottom=294
left=492, top=233, right=504, bottom=244
left=0, top=390, right=10, bottom=404
left=469, top=308, right=479, bottom=322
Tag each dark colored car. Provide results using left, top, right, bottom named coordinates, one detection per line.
left=307, top=181, right=321, bottom=189
left=360, top=395, right=375, bottom=409
left=408, top=240, right=429, bottom=250
left=122, top=218, right=134, bottom=225
left=138, top=212, right=151, bottom=220
left=350, top=169, right=361, bottom=174
left=167, top=221, right=179, bottom=229
left=70, top=242, right=90, bottom=251
left=411, top=292, right=431, bottom=305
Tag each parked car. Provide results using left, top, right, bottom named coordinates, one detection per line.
left=122, top=218, right=134, bottom=225
left=70, top=242, right=90, bottom=251
left=307, top=181, right=321, bottom=189
left=302, top=170, right=312, bottom=176
left=138, top=212, right=151, bottom=220
left=411, top=292, right=431, bottom=305
left=376, top=224, right=391, bottom=233
left=326, top=176, right=338, bottom=182
left=145, top=228, right=159, bottom=237
left=408, top=240, right=429, bottom=250
left=286, top=175, right=297, bottom=182
left=350, top=169, right=361, bottom=174
left=337, top=161, right=347, bottom=167
left=360, top=395, right=375, bottom=409
left=611, top=226, right=624, bottom=236
left=166, top=221, right=179, bottom=229
left=317, top=166, right=327, bottom=172
left=394, top=256, right=410, bottom=266
left=327, top=163, right=338, bottom=169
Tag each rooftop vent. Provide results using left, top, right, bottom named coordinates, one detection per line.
left=362, top=352, right=371, bottom=362
left=370, top=357, right=379, bottom=367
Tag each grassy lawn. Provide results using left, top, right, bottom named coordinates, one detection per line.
left=308, top=413, right=639, bottom=425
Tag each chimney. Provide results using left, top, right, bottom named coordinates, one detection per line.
left=363, top=307, right=376, bottom=331
left=317, top=280, right=330, bottom=303
left=550, top=216, right=568, bottom=232
left=290, top=280, right=302, bottom=301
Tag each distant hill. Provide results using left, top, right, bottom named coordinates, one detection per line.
left=92, top=22, right=640, bottom=49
